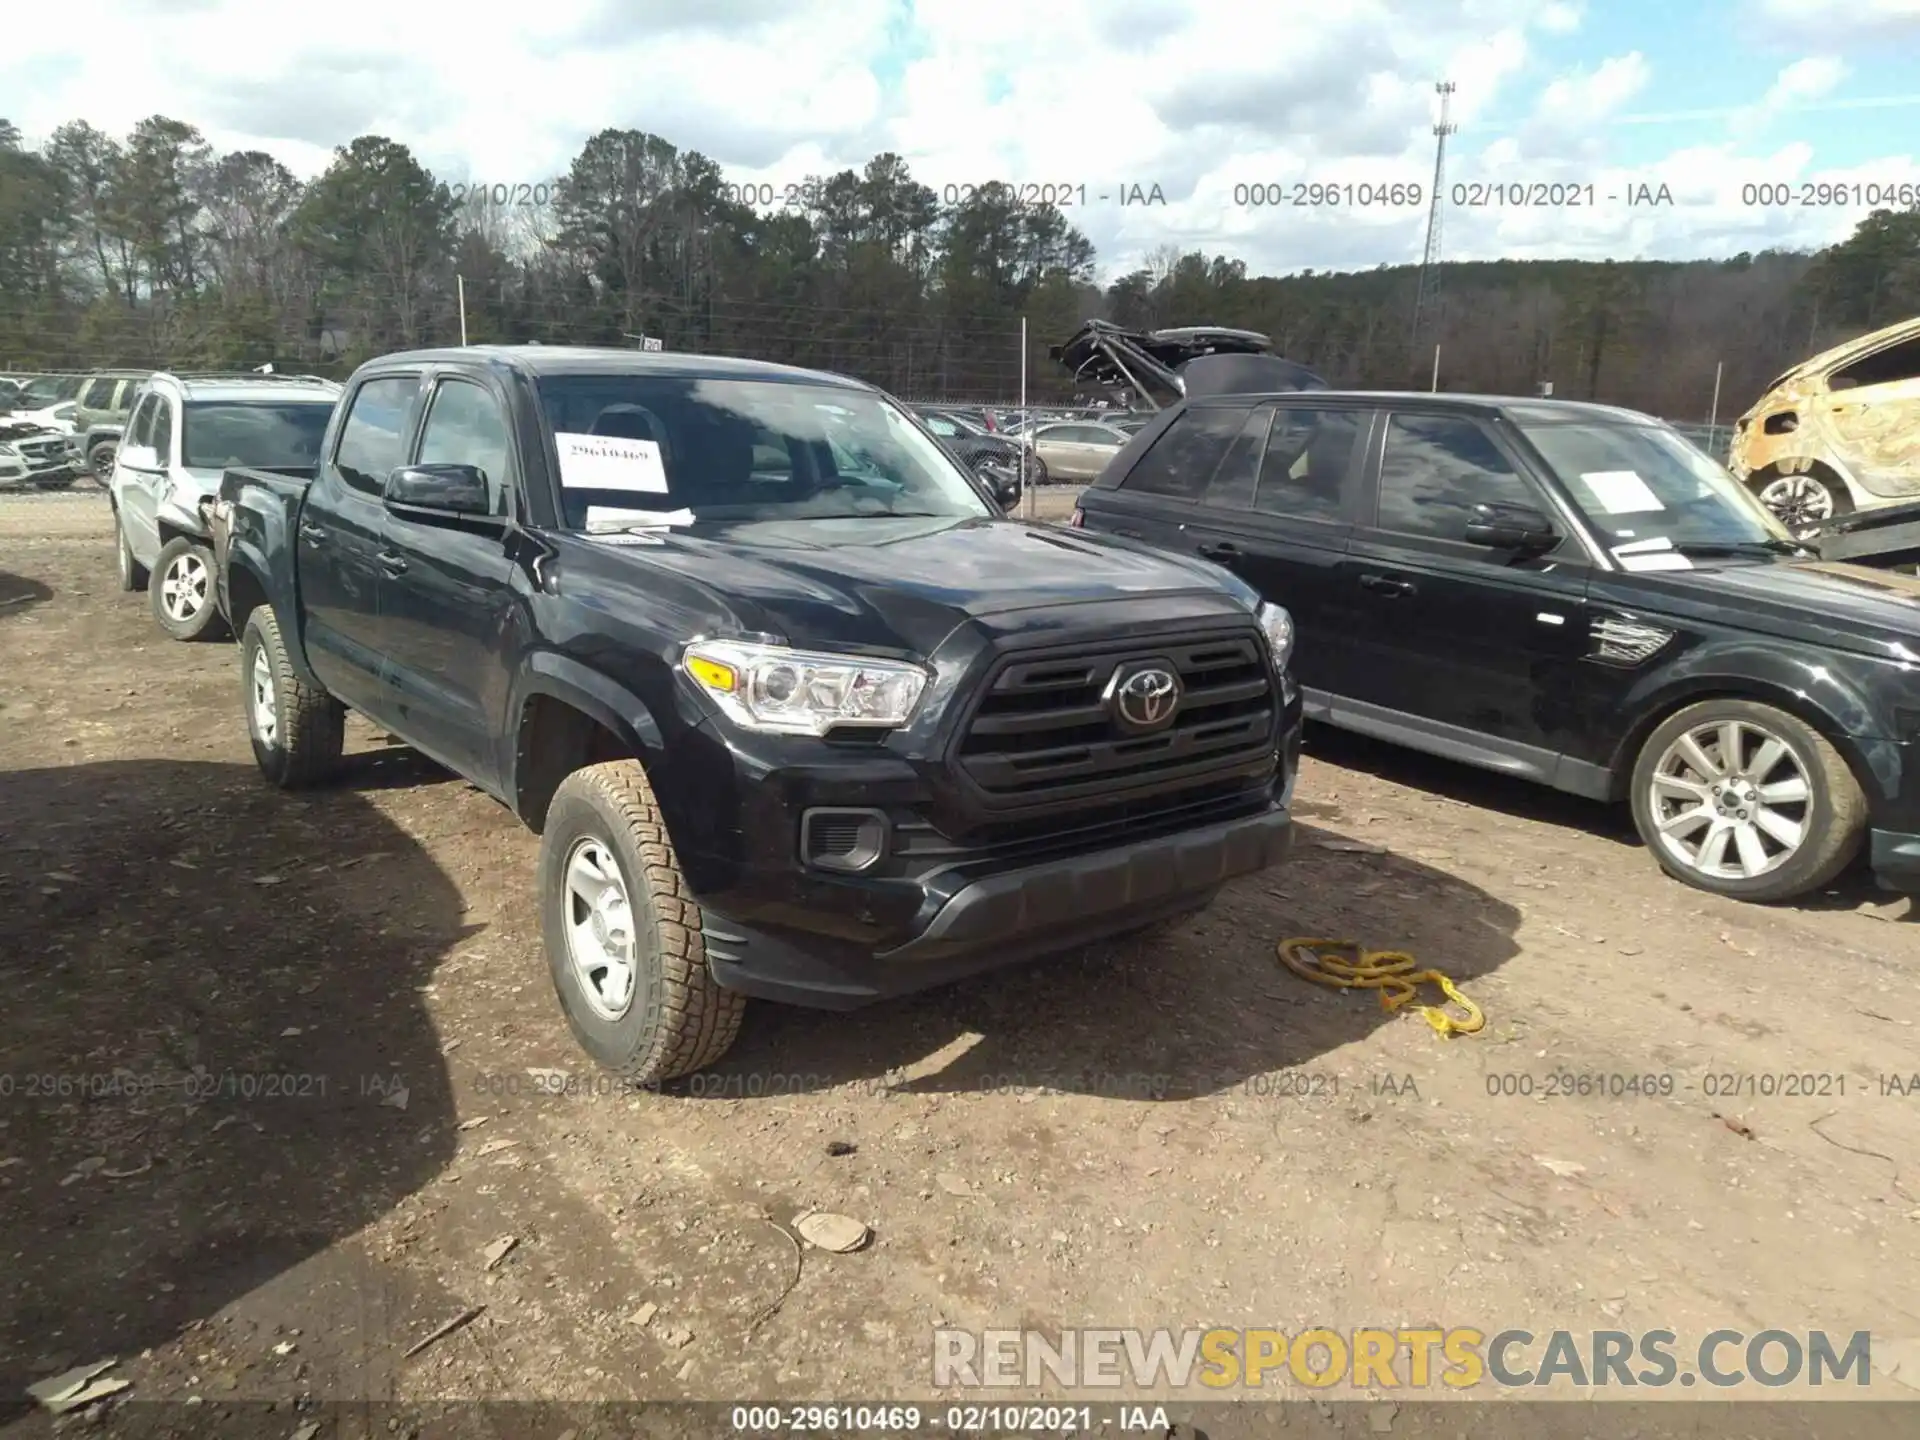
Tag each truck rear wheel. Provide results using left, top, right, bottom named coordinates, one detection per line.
left=150, top=536, right=228, bottom=641
left=241, top=605, right=345, bottom=788
left=539, top=761, right=745, bottom=1085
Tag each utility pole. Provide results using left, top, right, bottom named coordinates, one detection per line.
left=1411, top=81, right=1456, bottom=349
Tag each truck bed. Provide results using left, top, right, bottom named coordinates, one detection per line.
left=211, top=465, right=319, bottom=627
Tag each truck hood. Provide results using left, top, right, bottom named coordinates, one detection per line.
left=560, top=514, right=1253, bottom=656
left=1609, top=558, right=1920, bottom=658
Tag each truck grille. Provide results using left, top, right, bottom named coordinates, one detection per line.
left=954, top=630, right=1276, bottom=805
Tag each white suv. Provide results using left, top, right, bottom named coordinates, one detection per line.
left=110, top=372, right=340, bottom=639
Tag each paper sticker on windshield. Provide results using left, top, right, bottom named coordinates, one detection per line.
left=1581, top=470, right=1664, bottom=514
left=1615, top=550, right=1693, bottom=571
left=555, top=432, right=668, bottom=493
left=585, top=505, right=694, bottom=531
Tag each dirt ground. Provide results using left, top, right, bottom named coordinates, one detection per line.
left=4, top=490, right=1920, bottom=1434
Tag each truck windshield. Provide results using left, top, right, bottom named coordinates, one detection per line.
left=535, top=375, right=993, bottom=526
left=1517, top=419, right=1793, bottom=566
left=182, top=402, right=332, bottom=470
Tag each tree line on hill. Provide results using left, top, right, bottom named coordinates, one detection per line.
left=0, top=114, right=1915, bottom=417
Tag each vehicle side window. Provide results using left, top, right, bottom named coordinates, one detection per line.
left=1374, top=414, right=1538, bottom=540
left=124, top=394, right=156, bottom=447
left=335, top=375, right=420, bottom=494
left=150, top=397, right=174, bottom=463
left=1253, top=407, right=1362, bottom=522
left=111, top=380, right=134, bottom=411
left=1832, top=336, right=1920, bottom=390
left=925, top=415, right=958, bottom=436
left=1117, top=407, right=1248, bottom=500
left=78, top=378, right=105, bottom=410
left=415, top=378, right=512, bottom=511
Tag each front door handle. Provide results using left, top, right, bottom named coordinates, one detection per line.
left=1197, top=541, right=1241, bottom=561
left=1358, top=572, right=1416, bottom=597
left=1114, top=527, right=1143, bottom=539
left=298, top=522, right=328, bottom=543
left=376, top=551, right=409, bottom=577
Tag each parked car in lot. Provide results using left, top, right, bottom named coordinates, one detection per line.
left=1730, top=313, right=1920, bottom=536
left=1027, top=419, right=1133, bottom=482
left=0, top=413, right=81, bottom=490
left=1073, top=389, right=1920, bottom=903
left=109, top=372, right=339, bottom=640
left=71, top=370, right=150, bottom=478
left=212, top=345, right=1303, bottom=1081
left=913, top=406, right=1044, bottom=487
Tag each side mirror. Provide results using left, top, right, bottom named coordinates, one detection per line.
left=383, top=463, right=492, bottom=518
left=116, top=444, right=159, bottom=471
left=1464, top=502, right=1557, bottom=553
left=993, top=475, right=1020, bottom=509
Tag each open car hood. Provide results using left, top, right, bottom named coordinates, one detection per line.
left=1049, top=320, right=1328, bottom=410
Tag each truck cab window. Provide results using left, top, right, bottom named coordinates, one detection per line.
left=334, top=376, right=419, bottom=493
left=417, top=379, right=513, bottom=512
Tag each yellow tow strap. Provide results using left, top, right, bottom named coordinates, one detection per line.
left=1277, top=937, right=1485, bottom=1037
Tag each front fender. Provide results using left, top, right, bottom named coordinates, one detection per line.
left=503, top=651, right=676, bottom=827
left=1606, top=640, right=1901, bottom=800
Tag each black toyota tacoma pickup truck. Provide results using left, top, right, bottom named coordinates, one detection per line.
left=212, top=346, right=1303, bottom=1082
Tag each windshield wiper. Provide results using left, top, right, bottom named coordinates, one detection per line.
left=1668, top=539, right=1809, bottom=559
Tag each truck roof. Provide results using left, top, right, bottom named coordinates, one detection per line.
left=371, top=344, right=875, bottom=391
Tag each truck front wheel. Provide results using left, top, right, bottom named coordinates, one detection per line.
left=539, top=761, right=746, bottom=1085
left=241, top=605, right=345, bottom=788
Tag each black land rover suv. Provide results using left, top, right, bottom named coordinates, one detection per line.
left=1072, top=391, right=1920, bottom=904
left=215, top=346, right=1303, bottom=1082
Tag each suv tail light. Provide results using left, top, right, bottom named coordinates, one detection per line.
left=1068, top=508, right=1084, bottom=527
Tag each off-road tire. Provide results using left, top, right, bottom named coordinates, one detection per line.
left=539, top=761, right=746, bottom=1084
left=149, top=536, right=228, bottom=641
left=241, top=604, right=345, bottom=788
left=1629, top=698, right=1866, bottom=903
left=114, top=510, right=147, bottom=592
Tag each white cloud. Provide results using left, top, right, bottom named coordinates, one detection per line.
left=1727, top=56, right=1849, bottom=137
left=1757, top=0, right=1920, bottom=42
left=0, top=0, right=1913, bottom=282
left=1538, top=1, right=1584, bottom=31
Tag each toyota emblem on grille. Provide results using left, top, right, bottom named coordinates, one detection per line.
left=1107, top=662, right=1181, bottom=732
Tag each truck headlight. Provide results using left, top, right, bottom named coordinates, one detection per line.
left=1255, top=601, right=1294, bottom=671
left=681, top=640, right=929, bottom=736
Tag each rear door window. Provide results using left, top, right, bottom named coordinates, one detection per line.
left=1117, top=406, right=1251, bottom=501
left=334, top=375, right=421, bottom=494
left=1252, top=407, right=1364, bottom=523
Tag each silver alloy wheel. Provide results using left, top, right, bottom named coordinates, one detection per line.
left=161, top=550, right=208, bottom=621
left=1755, top=473, right=1835, bottom=534
left=562, top=837, right=638, bottom=1021
left=1648, top=718, right=1813, bottom=881
left=249, top=646, right=278, bottom=748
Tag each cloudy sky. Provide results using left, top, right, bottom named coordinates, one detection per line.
left=6, top=0, right=1918, bottom=280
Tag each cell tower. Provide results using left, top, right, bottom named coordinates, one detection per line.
left=1410, top=80, right=1456, bottom=346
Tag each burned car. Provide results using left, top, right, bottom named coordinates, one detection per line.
left=1730, top=313, right=1920, bottom=536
